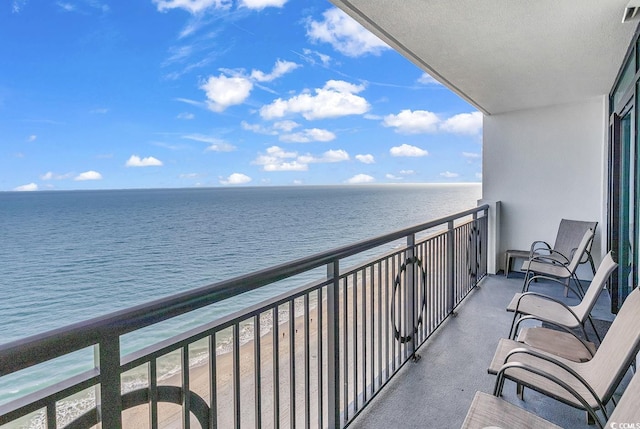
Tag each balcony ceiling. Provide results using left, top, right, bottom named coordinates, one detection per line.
left=329, top=0, right=638, bottom=115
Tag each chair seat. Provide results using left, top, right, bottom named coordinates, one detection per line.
left=487, top=338, right=600, bottom=410
left=506, top=293, right=582, bottom=329
left=461, top=391, right=562, bottom=429
left=521, top=260, right=571, bottom=279
left=517, top=327, right=595, bottom=362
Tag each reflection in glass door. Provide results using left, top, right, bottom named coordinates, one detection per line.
left=617, top=109, right=635, bottom=308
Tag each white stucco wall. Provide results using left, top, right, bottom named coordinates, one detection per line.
left=482, top=97, right=607, bottom=276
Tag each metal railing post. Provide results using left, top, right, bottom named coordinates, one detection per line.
left=472, top=211, right=479, bottom=285
left=447, top=220, right=455, bottom=314
left=406, top=234, right=416, bottom=357
left=94, top=338, right=123, bottom=429
left=327, top=261, right=340, bottom=428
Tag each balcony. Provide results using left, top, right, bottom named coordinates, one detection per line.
left=348, top=271, right=617, bottom=429
left=0, top=204, right=626, bottom=429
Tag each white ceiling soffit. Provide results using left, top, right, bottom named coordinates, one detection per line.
left=329, top=0, right=638, bottom=115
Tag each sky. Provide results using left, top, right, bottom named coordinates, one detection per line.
left=1, top=0, right=482, bottom=191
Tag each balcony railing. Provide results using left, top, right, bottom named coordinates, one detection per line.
left=0, top=205, right=488, bottom=429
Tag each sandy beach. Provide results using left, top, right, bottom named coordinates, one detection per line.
left=122, top=264, right=404, bottom=429
left=123, top=260, right=424, bottom=429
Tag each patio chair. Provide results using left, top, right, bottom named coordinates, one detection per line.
left=507, top=251, right=616, bottom=345
left=504, top=219, right=597, bottom=278
left=461, top=365, right=640, bottom=429
left=520, top=228, right=595, bottom=298
left=486, top=286, right=640, bottom=427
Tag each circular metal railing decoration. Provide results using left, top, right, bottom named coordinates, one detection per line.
left=467, top=224, right=482, bottom=279
left=390, top=256, right=428, bottom=344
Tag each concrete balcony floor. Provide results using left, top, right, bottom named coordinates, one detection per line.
left=349, top=272, right=624, bottom=429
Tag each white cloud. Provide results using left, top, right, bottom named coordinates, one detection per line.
left=241, top=121, right=277, bottom=135
left=253, top=146, right=307, bottom=172
left=26, top=135, right=37, bottom=142
left=75, top=171, right=102, bottom=181
left=182, top=134, right=236, bottom=151
left=253, top=146, right=348, bottom=171
left=12, top=0, right=27, bottom=13
left=177, top=112, right=195, bottom=120
left=176, top=97, right=207, bottom=108
left=14, top=182, right=38, bottom=191
left=346, top=174, right=374, bottom=184
left=41, top=171, right=72, bottom=180
left=250, top=59, right=300, bottom=82
left=301, top=48, right=332, bottom=66
left=417, top=73, right=441, bottom=85
left=220, top=173, right=251, bottom=185
left=383, top=109, right=482, bottom=135
left=273, top=120, right=299, bottom=132
left=383, top=110, right=439, bottom=134
left=125, top=155, right=164, bottom=167
left=390, top=144, right=428, bottom=157
left=199, top=60, right=298, bottom=113
left=462, top=152, right=481, bottom=159
left=205, top=141, right=235, bottom=152
left=298, top=149, right=349, bottom=164
left=475, top=172, right=483, bottom=180
left=200, top=74, right=253, bottom=112
left=385, top=174, right=402, bottom=180
left=265, top=161, right=308, bottom=172
left=400, top=169, right=415, bottom=175
left=153, top=0, right=231, bottom=14
left=440, top=112, right=483, bottom=135
left=440, top=171, right=459, bottom=178
left=239, top=0, right=287, bottom=9
left=180, top=173, right=200, bottom=179
left=90, top=108, right=109, bottom=114
left=279, top=128, right=336, bottom=143
left=243, top=120, right=332, bottom=143
left=260, top=80, right=369, bottom=120
left=355, top=154, right=375, bottom=164
left=306, top=8, right=389, bottom=57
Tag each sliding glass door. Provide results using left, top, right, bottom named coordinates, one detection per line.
left=614, top=107, right=636, bottom=310
left=609, top=37, right=640, bottom=312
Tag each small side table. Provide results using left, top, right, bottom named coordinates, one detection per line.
left=504, top=249, right=530, bottom=277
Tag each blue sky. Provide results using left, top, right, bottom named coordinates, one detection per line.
left=1, top=0, right=482, bottom=191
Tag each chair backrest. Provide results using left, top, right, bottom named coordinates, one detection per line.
left=587, top=286, right=640, bottom=402
left=565, top=228, right=595, bottom=274
left=606, top=366, right=640, bottom=425
left=573, top=252, right=617, bottom=319
left=554, top=219, right=598, bottom=264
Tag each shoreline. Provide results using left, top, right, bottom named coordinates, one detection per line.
left=124, top=266, right=391, bottom=428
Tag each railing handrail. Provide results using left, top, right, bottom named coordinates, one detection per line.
left=0, top=204, right=488, bottom=375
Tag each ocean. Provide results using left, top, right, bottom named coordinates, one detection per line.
left=0, top=184, right=481, bottom=410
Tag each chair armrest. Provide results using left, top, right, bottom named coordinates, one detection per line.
left=499, top=347, right=607, bottom=421
left=530, top=240, right=552, bottom=257
left=545, top=250, right=571, bottom=265
left=493, top=360, right=605, bottom=429
left=528, top=252, right=570, bottom=267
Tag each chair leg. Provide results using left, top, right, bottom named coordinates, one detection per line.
left=517, top=383, right=524, bottom=400
left=588, top=254, right=597, bottom=276
left=588, top=316, right=603, bottom=344
left=521, top=269, right=533, bottom=293
left=508, top=312, right=521, bottom=339
left=505, top=253, right=510, bottom=277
